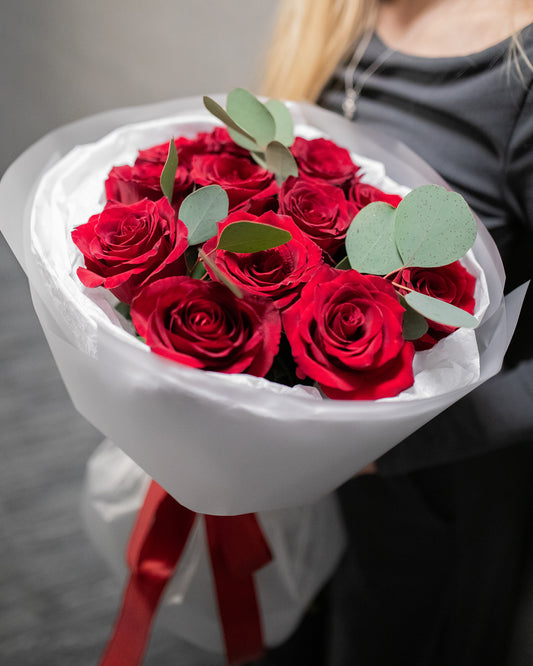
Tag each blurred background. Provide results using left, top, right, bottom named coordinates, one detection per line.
left=0, top=1, right=277, bottom=664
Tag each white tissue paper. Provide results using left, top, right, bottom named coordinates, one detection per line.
left=82, top=439, right=345, bottom=653
left=0, top=96, right=525, bottom=515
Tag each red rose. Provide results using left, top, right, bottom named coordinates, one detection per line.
left=190, top=153, right=278, bottom=213
left=291, top=137, right=357, bottom=186
left=136, top=129, right=248, bottom=170
left=136, top=136, right=208, bottom=170
left=390, top=262, right=476, bottom=350
left=283, top=266, right=415, bottom=399
left=135, top=140, right=171, bottom=165
left=195, top=127, right=249, bottom=158
left=349, top=182, right=402, bottom=209
left=72, top=197, right=188, bottom=304
left=203, top=210, right=323, bottom=310
left=130, top=276, right=281, bottom=376
left=278, top=176, right=357, bottom=254
left=105, top=163, right=192, bottom=207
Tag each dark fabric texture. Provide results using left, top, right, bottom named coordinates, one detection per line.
left=317, top=25, right=533, bottom=666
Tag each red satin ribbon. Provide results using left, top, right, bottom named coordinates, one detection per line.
left=99, top=480, right=272, bottom=666
left=205, top=513, right=272, bottom=664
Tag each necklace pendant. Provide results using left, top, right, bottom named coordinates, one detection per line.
left=342, top=91, right=357, bottom=120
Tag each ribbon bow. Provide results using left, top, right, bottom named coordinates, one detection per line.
left=100, top=480, right=272, bottom=665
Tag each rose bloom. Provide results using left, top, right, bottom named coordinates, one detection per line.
left=279, top=176, right=357, bottom=255
left=283, top=266, right=415, bottom=400
left=135, top=128, right=248, bottom=170
left=72, top=197, right=188, bottom=305
left=203, top=210, right=323, bottom=310
left=105, top=162, right=192, bottom=207
left=291, top=137, right=358, bottom=186
left=190, top=153, right=278, bottom=213
left=130, top=276, right=281, bottom=376
left=349, top=182, right=403, bottom=209
left=195, top=127, right=250, bottom=158
left=391, top=261, right=476, bottom=350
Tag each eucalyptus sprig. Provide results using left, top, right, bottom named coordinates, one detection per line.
left=177, top=185, right=291, bottom=253
left=175, top=185, right=292, bottom=292
left=203, top=89, right=298, bottom=183
left=343, top=184, right=480, bottom=335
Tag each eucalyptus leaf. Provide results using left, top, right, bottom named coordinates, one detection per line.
left=395, top=185, right=477, bottom=267
left=179, top=185, right=229, bottom=246
left=160, top=139, right=178, bottom=204
left=226, top=88, right=276, bottom=148
left=399, top=296, right=429, bottom=340
left=265, top=141, right=299, bottom=182
left=265, top=99, right=294, bottom=146
left=249, top=150, right=267, bottom=168
left=191, top=261, right=207, bottom=280
left=185, top=245, right=199, bottom=273
left=115, top=302, right=131, bottom=321
left=345, top=202, right=403, bottom=275
left=203, top=96, right=257, bottom=144
left=405, top=291, right=479, bottom=328
left=198, top=248, right=243, bottom=298
left=335, top=256, right=351, bottom=270
left=218, top=221, right=292, bottom=253
left=228, top=127, right=261, bottom=152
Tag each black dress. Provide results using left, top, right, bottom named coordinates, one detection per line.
left=315, top=26, right=533, bottom=666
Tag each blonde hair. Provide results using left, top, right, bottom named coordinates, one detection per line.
left=261, top=0, right=379, bottom=102
left=261, top=0, right=533, bottom=101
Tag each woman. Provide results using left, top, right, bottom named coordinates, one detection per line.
left=259, top=1, right=533, bottom=665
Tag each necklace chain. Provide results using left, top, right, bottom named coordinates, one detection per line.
left=343, top=30, right=397, bottom=120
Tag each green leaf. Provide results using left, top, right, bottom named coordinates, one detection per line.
left=115, top=302, right=131, bottom=321
left=345, top=202, right=404, bottom=275
left=217, top=221, right=292, bottom=253
left=160, top=139, right=178, bottom=204
left=178, top=185, right=229, bottom=246
left=399, top=296, right=429, bottom=340
left=203, top=96, right=257, bottom=144
left=227, top=127, right=262, bottom=152
left=191, top=261, right=207, bottom=280
left=198, top=248, right=243, bottom=298
left=335, top=256, right=351, bottom=270
left=395, top=185, right=477, bottom=268
left=265, top=99, right=294, bottom=146
left=265, top=141, right=298, bottom=182
left=405, top=291, right=479, bottom=328
left=185, top=245, right=199, bottom=272
left=249, top=150, right=267, bottom=168
left=226, top=88, right=276, bottom=148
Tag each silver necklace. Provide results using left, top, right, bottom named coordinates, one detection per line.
left=342, top=31, right=397, bottom=120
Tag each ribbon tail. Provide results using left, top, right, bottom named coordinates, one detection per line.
left=99, top=480, right=195, bottom=666
left=205, top=514, right=272, bottom=665
left=99, top=570, right=168, bottom=666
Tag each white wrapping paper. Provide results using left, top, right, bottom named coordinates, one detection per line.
left=0, top=95, right=525, bottom=515
left=82, top=439, right=345, bottom=654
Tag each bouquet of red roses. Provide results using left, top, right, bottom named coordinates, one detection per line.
left=0, top=91, right=525, bottom=665
left=71, top=89, right=480, bottom=402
